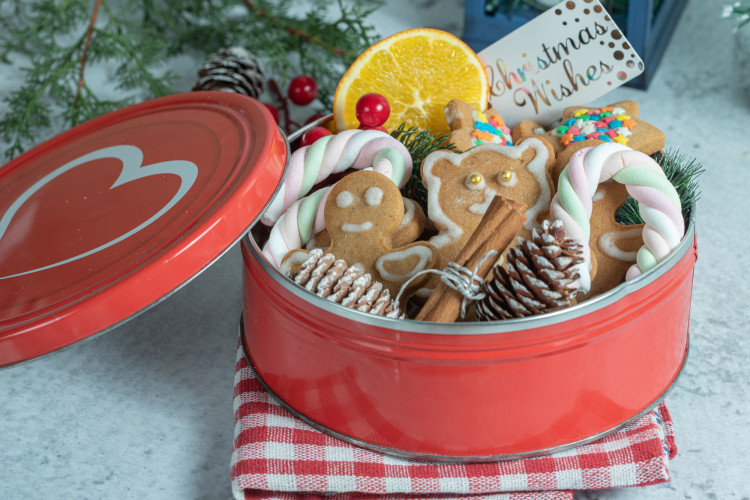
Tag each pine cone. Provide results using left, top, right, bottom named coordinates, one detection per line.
left=475, top=220, right=584, bottom=320
left=286, top=249, right=404, bottom=318
left=193, top=47, right=265, bottom=98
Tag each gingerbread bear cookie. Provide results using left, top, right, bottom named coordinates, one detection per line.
left=512, top=100, right=664, bottom=158
left=444, top=99, right=513, bottom=151
left=421, top=137, right=555, bottom=264
left=284, top=170, right=440, bottom=298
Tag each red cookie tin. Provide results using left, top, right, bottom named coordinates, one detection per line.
left=0, top=95, right=696, bottom=462
left=0, top=92, right=286, bottom=368
left=240, top=122, right=697, bottom=461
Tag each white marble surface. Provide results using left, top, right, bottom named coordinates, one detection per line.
left=1, top=0, right=749, bottom=499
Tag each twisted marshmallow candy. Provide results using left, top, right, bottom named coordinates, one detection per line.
left=549, top=142, right=684, bottom=293
left=261, top=129, right=412, bottom=225
left=261, top=130, right=412, bottom=267
left=262, top=186, right=330, bottom=266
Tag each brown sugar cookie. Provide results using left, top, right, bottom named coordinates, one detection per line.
left=305, top=198, right=426, bottom=251
left=552, top=139, right=604, bottom=184
left=512, top=101, right=664, bottom=158
left=581, top=180, right=645, bottom=301
left=285, top=170, right=440, bottom=298
left=421, top=137, right=555, bottom=264
left=444, top=99, right=513, bottom=151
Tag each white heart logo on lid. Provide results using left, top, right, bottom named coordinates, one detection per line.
left=0, top=145, right=198, bottom=280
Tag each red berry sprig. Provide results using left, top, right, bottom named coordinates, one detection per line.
left=356, top=93, right=390, bottom=132
left=288, top=75, right=318, bottom=106
left=299, top=126, right=333, bottom=147
left=264, top=75, right=320, bottom=134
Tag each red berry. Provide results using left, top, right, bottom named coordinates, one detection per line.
left=356, top=93, right=390, bottom=128
left=288, top=75, right=318, bottom=106
left=264, top=103, right=279, bottom=123
left=304, top=113, right=326, bottom=125
left=300, top=126, right=333, bottom=147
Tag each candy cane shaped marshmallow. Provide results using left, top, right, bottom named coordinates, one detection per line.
left=262, top=186, right=331, bottom=267
left=260, top=129, right=412, bottom=225
left=550, top=142, right=684, bottom=293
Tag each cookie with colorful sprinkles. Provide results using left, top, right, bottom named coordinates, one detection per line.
left=512, top=100, right=665, bottom=158
left=444, top=99, right=513, bottom=151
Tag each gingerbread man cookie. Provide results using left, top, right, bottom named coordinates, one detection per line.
left=444, top=99, right=513, bottom=151
left=584, top=179, right=645, bottom=299
left=285, top=170, right=440, bottom=298
left=421, top=137, right=555, bottom=264
left=512, top=100, right=664, bottom=159
left=306, top=198, right=427, bottom=251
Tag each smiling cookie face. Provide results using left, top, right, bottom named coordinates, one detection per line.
left=321, top=170, right=441, bottom=298
left=421, top=137, right=554, bottom=263
left=324, top=171, right=403, bottom=246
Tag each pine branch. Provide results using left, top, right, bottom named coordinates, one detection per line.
left=242, top=0, right=349, bottom=57
left=0, top=0, right=382, bottom=159
left=614, top=149, right=704, bottom=226
left=73, top=0, right=103, bottom=124
left=391, top=123, right=459, bottom=211
left=722, top=1, right=750, bottom=30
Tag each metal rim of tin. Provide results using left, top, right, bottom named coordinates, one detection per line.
left=246, top=214, right=696, bottom=334
left=239, top=326, right=688, bottom=462
left=259, top=114, right=698, bottom=332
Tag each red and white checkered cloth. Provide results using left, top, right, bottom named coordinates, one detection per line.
left=231, top=341, right=677, bottom=500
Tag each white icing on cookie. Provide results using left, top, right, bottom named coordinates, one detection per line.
left=444, top=105, right=463, bottom=126
left=592, top=190, right=605, bottom=202
left=336, top=191, right=353, bottom=208
left=497, top=171, right=518, bottom=187
left=468, top=187, right=497, bottom=214
left=598, top=227, right=642, bottom=262
left=375, top=246, right=434, bottom=282
left=399, top=199, right=415, bottom=229
left=422, top=138, right=552, bottom=250
left=365, top=187, right=383, bottom=206
left=341, top=221, right=373, bottom=233
left=279, top=249, right=310, bottom=276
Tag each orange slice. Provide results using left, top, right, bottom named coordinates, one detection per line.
left=333, top=28, right=489, bottom=135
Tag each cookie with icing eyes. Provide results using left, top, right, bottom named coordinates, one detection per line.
left=512, top=100, right=665, bottom=158
left=284, top=170, right=440, bottom=299
left=444, top=98, right=513, bottom=151
left=421, top=137, right=555, bottom=264
left=305, top=198, right=426, bottom=251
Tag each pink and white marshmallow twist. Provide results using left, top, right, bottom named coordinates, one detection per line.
left=260, top=129, right=412, bottom=225
left=549, top=143, right=684, bottom=293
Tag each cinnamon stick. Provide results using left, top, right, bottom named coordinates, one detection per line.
left=415, top=196, right=527, bottom=323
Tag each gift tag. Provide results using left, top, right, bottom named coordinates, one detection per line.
left=479, top=0, right=644, bottom=126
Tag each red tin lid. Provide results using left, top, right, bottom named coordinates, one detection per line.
left=0, top=92, right=287, bottom=367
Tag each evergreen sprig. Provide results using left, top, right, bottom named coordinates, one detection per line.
left=0, top=0, right=382, bottom=159
left=723, top=1, right=750, bottom=30
left=390, top=122, right=459, bottom=211
left=614, top=149, right=704, bottom=226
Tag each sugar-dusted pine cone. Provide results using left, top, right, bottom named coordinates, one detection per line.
left=475, top=220, right=584, bottom=320
left=193, top=47, right=265, bottom=98
left=286, top=249, right=404, bottom=318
